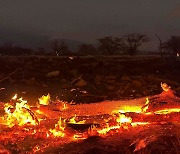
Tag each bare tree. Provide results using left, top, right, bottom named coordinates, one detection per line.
left=155, top=34, right=169, bottom=58
left=155, top=35, right=180, bottom=57
left=122, top=33, right=149, bottom=55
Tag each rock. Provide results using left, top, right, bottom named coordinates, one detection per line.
left=121, top=75, right=131, bottom=81
left=69, top=69, right=79, bottom=77
left=95, top=75, right=104, bottom=84
left=148, top=84, right=159, bottom=90
left=131, top=67, right=144, bottom=74
left=132, top=80, right=142, bottom=88
left=105, top=75, right=117, bottom=80
left=175, top=87, right=180, bottom=92
left=142, top=89, right=150, bottom=96
left=42, top=83, right=48, bottom=88
left=46, top=70, right=60, bottom=78
left=60, top=79, right=67, bottom=83
left=74, top=79, right=87, bottom=87
left=106, top=79, right=116, bottom=84
left=107, top=85, right=115, bottom=90
left=62, top=83, right=69, bottom=89
left=139, top=79, right=147, bottom=85
left=136, top=94, right=142, bottom=97
left=26, top=78, right=40, bottom=86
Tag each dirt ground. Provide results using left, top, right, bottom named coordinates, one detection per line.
left=0, top=55, right=179, bottom=104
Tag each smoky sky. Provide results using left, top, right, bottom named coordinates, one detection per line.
left=0, top=0, right=180, bottom=50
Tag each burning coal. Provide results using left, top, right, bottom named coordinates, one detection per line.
left=0, top=83, right=179, bottom=153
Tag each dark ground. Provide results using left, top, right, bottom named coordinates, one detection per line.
left=0, top=55, right=179, bottom=104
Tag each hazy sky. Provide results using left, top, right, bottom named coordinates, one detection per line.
left=0, top=0, right=180, bottom=50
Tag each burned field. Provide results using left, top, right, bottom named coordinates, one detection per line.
left=0, top=56, right=179, bottom=103
left=0, top=56, right=180, bottom=154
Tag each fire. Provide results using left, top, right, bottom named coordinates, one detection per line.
left=73, top=133, right=87, bottom=140
left=68, top=114, right=86, bottom=124
left=12, top=94, right=17, bottom=100
left=38, top=94, right=51, bottom=105
left=161, top=83, right=171, bottom=92
left=89, top=113, right=132, bottom=136
left=131, top=122, right=150, bottom=127
left=97, top=124, right=120, bottom=135
left=4, top=97, right=39, bottom=127
left=116, top=113, right=132, bottom=123
left=118, top=106, right=142, bottom=113
left=154, top=108, right=180, bottom=114
left=69, top=114, right=77, bottom=124
left=49, top=118, right=66, bottom=137
left=62, top=102, right=67, bottom=110
left=141, top=97, right=149, bottom=112
left=0, top=82, right=179, bottom=153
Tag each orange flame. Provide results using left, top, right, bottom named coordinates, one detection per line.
left=161, top=83, right=171, bottom=92
left=4, top=98, right=38, bottom=127
left=38, top=94, right=51, bottom=105
left=49, top=118, right=66, bottom=137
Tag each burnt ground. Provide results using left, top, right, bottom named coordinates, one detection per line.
left=0, top=55, right=179, bottom=104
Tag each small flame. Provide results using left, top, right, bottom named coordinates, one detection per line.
left=97, top=125, right=120, bottom=135
left=62, top=102, right=67, bottom=110
left=38, top=94, right=50, bottom=105
left=12, top=94, right=17, bottom=100
left=69, top=114, right=77, bottom=124
left=116, top=113, right=132, bottom=124
left=161, top=83, right=170, bottom=92
left=142, top=98, right=149, bottom=112
left=49, top=118, right=65, bottom=137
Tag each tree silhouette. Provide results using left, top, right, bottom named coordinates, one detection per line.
left=122, top=33, right=149, bottom=55
left=168, top=36, right=180, bottom=55
left=97, top=36, right=123, bottom=55
left=78, top=44, right=97, bottom=55
left=0, top=42, right=33, bottom=55
left=155, top=34, right=169, bottom=58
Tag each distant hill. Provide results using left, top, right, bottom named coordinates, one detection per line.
left=0, top=30, right=86, bottom=52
